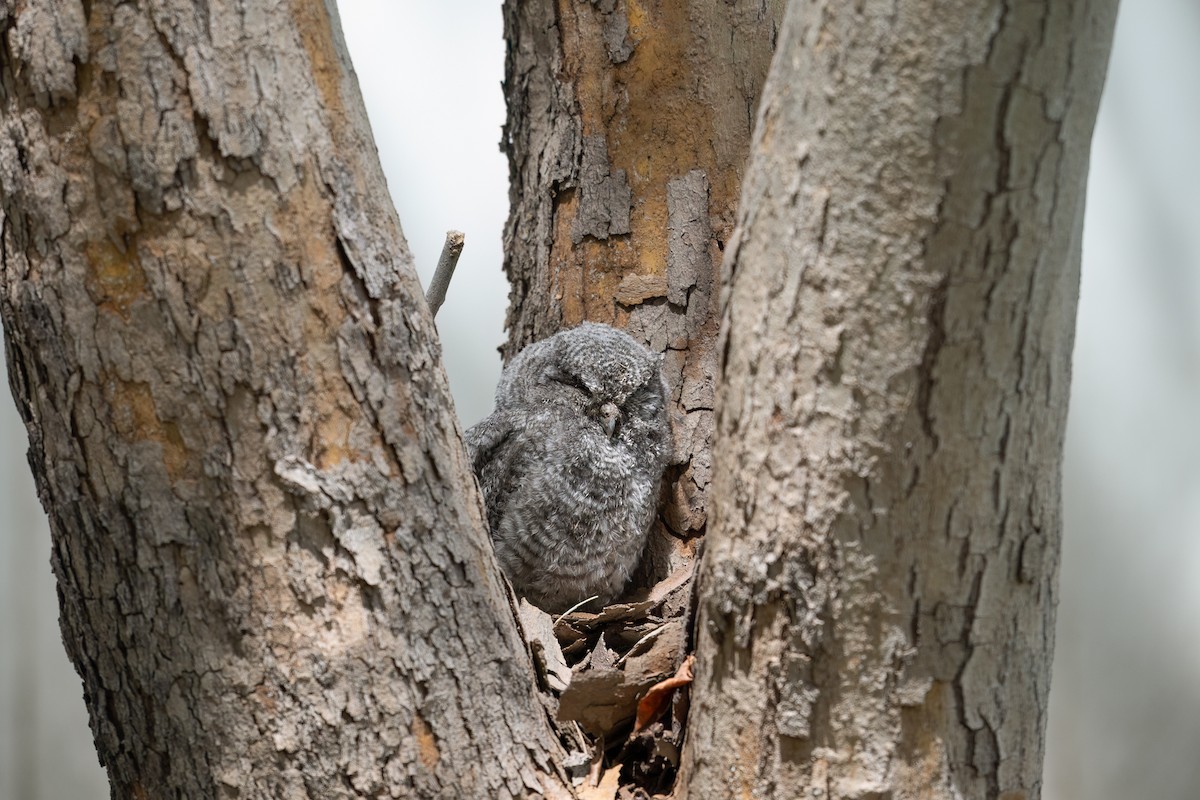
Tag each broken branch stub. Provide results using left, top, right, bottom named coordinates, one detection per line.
left=425, top=229, right=465, bottom=318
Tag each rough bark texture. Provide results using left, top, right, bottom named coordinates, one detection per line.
left=684, top=1, right=1118, bottom=798
left=501, top=0, right=785, bottom=542
left=0, top=2, right=570, bottom=797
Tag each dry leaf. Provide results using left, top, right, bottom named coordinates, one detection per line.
left=559, top=634, right=682, bottom=737
left=633, top=654, right=695, bottom=734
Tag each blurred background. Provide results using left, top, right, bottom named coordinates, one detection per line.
left=1, top=1, right=1196, bottom=797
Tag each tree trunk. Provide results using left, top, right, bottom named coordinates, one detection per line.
left=683, top=1, right=1118, bottom=798
left=501, top=0, right=785, bottom=542
left=2, top=0, right=1121, bottom=796
left=0, top=2, right=570, bottom=797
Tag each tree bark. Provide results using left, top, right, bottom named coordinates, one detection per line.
left=1, top=0, right=1122, bottom=796
left=683, top=1, right=1118, bottom=798
left=0, top=2, right=569, bottom=798
left=501, top=0, right=785, bottom=542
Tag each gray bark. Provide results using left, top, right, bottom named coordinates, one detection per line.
left=0, top=0, right=1122, bottom=796
left=0, top=2, right=570, bottom=798
left=683, top=1, right=1119, bottom=799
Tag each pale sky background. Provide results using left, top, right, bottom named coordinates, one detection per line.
left=1, top=2, right=1197, bottom=798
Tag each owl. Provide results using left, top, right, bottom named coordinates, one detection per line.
left=465, top=322, right=671, bottom=613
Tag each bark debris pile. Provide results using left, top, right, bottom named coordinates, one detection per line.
left=517, top=558, right=696, bottom=797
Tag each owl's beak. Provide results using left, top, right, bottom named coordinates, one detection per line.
left=600, top=402, right=620, bottom=439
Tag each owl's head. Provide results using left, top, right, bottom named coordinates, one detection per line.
left=498, top=322, right=667, bottom=444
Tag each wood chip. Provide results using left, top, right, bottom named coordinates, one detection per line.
left=558, top=666, right=660, bottom=737
left=519, top=599, right=572, bottom=693
left=587, top=633, right=618, bottom=671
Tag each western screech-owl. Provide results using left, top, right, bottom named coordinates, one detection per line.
left=465, top=322, right=671, bottom=613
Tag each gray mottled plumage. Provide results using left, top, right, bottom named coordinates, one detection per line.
left=465, top=322, right=671, bottom=613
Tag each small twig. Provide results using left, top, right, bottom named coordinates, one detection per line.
left=425, top=230, right=464, bottom=318
left=553, top=595, right=601, bottom=627
left=587, top=736, right=606, bottom=787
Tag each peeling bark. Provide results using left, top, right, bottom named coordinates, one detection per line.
left=683, top=1, right=1118, bottom=798
left=501, top=0, right=785, bottom=551
left=0, top=1, right=570, bottom=797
